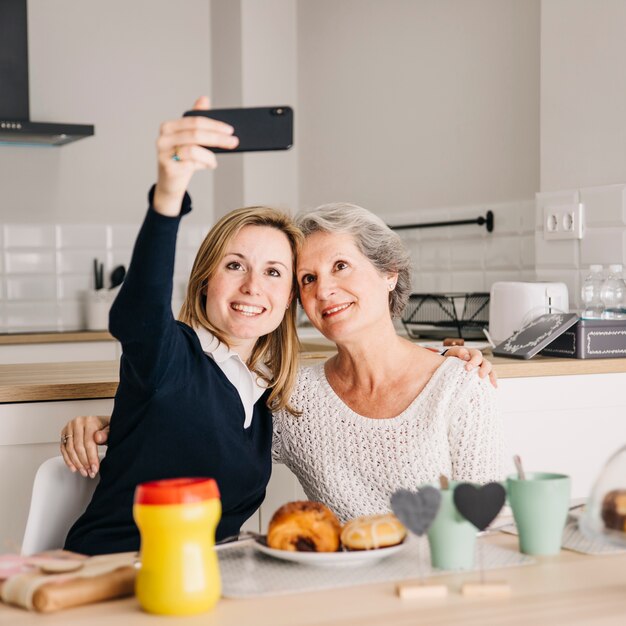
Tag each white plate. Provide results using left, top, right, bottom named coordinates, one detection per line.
left=253, top=540, right=406, bottom=568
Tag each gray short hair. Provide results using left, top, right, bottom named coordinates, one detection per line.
left=297, top=203, right=411, bottom=318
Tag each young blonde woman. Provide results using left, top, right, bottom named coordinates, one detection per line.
left=61, top=98, right=495, bottom=553
left=63, top=97, right=303, bottom=555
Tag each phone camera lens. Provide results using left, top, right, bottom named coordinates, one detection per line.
left=272, top=108, right=285, bottom=116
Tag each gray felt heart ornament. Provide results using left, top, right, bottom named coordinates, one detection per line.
left=390, top=487, right=442, bottom=536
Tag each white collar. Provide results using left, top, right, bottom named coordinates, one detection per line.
left=193, top=324, right=271, bottom=378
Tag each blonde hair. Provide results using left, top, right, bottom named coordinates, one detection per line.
left=179, top=206, right=303, bottom=414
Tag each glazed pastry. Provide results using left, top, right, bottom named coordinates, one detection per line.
left=602, top=490, right=626, bottom=531
left=267, top=501, right=342, bottom=552
left=341, top=513, right=407, bottom=550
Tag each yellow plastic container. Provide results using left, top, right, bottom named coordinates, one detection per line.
left=133, top=477, right=221, bottom=616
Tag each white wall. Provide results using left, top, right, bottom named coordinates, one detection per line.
left=536, top=1, right=626, bottom=307
left=296, top=0, right=540, bottom=213
left=295, top=0, right=540, bottom=296
left=540, top=0, right=626, bottom=192
left=0, top=0, right=213, bottom=225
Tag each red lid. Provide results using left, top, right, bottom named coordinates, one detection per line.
left=134, top=477, right=220, bottom=505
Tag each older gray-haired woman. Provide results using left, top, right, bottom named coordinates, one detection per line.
left=271, top=203, right=504, bottom=522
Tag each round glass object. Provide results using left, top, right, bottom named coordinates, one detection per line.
left=579, top=444, right=626, bottom=547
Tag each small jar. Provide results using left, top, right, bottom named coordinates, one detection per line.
left=133, top=477, right=221, bottom=615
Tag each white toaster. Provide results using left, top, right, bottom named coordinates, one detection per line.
left=489, top=281, right=569, bottom=344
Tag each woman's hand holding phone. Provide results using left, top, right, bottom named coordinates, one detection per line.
left=153, top=96, right=239, bottom=216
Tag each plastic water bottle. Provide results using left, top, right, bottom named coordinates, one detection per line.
left=580, top=265, right=604, bottom=319
left=601, top=264, right=626, bottom=320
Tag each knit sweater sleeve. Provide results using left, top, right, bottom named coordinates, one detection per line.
left=108, top=186, right=193, bottom=391
left=447, top=369, right=505, bottom=483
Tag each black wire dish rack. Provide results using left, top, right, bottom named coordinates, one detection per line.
left=401, top=293, right=490, bottom=340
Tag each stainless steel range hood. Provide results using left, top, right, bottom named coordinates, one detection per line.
left=0, top=0, right=94, bottom=146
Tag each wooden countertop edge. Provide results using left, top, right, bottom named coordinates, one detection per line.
left=0, top=382, right=119, bottom=403
left=0, top=332, right=114, bottom=345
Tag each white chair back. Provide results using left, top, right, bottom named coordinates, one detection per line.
left=21, top=456, right=100, bottom=555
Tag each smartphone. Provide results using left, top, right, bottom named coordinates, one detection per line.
left=183, top=106, right=293, bottom=153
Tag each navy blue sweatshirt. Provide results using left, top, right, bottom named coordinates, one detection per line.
left=65, top=190, right=273, bottom=555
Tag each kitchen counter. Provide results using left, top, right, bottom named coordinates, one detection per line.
left=2, top=533, right=626, bottom=626
left=2, top=353, right=626, bottom=404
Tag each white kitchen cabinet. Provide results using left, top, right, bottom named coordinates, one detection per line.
left=498, top=373, right=626, bottom=498
left=0, top=341, right=121, bottom=365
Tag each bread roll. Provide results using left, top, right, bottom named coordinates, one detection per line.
left=341, top=513, right=406, bottom=550
left=267, top=501, right=342, bottom=552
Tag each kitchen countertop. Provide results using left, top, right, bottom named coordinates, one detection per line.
left=2, top=352, right=626, bottom=404
left=2, top=533, right=626, bottom=626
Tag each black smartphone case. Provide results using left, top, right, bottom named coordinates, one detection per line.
left=183, top=106, right=293, bottom=153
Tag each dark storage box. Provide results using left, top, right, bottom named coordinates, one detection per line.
left=541, top=319, right=626, bottom=359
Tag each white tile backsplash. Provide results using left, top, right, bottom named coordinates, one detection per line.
left=6, top=276, right=57, bottom=301
left=521, top=235, right=535, bottom=268
left=0, top=195, right=543, bottom=332
left=0, top=217, right=211, bottom=332
left=450, top=241, right=484, bottom=269
left=484, top=236, right=522, bottom=270
left=57, top=275, right=92, bottom=301
left=534, top=236, right=579, bottom=268
left=451, top=272, right=484, bottom=292
left=580, top=185, right=626, bottom=225
left=5, top=301, right=58, bottom=331
left=5, top=251, right=56, bottom=274
left=3, top=224, right=56, bottom=248
left=417, top=241, right=451, bottom=271
left=580, top=228, right=626, bottom=266
left=57, top=249, right=109, bottom=276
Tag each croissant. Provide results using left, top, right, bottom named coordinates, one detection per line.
left=267, top=501, right=342, bottom=552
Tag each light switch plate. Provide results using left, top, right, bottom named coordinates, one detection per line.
left=543, top=203, right=584, bottom=240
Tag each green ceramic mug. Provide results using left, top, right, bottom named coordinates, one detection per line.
left=507, top=472, right=570, bottom=556
left=427, top=483, right=477, bottom=570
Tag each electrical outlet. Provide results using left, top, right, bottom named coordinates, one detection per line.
left=543, top=203, right=584, bottom=240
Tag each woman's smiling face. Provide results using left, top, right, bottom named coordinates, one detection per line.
left=297, top=230, right=396, bottom=343
left=204, top=224, right=293, bottom=356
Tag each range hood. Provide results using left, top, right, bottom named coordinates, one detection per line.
left=0, top=0, right=94, bottom=146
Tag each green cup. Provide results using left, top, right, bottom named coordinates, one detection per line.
left=427, top=484, right=477, bottom=570
left=507, top=472, right=570, bottom=556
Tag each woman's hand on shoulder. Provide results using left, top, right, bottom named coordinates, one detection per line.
left=60, top=415, right=111, bottom=478
left=443, top=346, right=498, bottom=388
left=153, top=95, right=239, bottom=216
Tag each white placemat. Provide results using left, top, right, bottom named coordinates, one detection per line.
left=217, top=537, right=534, bottom=599
left=500, top=522, right=626, bottom=556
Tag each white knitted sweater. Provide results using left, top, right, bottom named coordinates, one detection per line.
left=273, top=358, right=504, bottom=522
